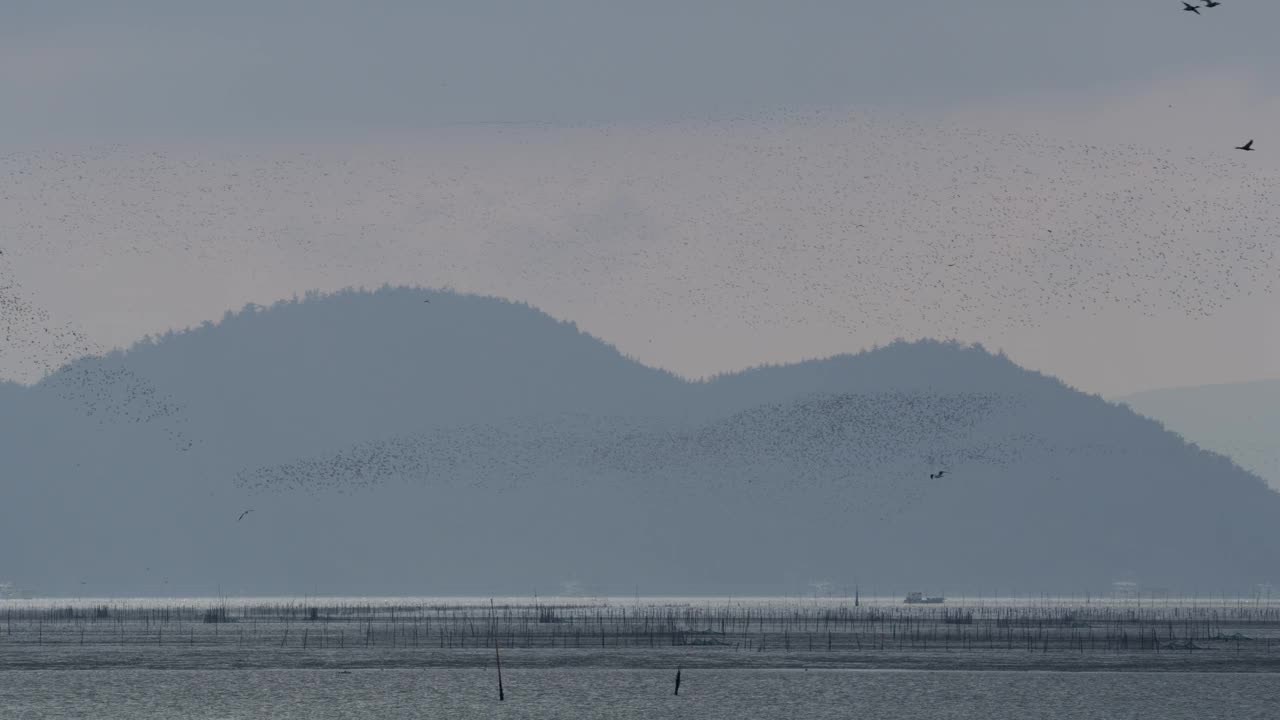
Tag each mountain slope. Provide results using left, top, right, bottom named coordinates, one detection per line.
left=1120, top=380, right=1280, bottom=492
left=1, top=288, right=1276, bottom=596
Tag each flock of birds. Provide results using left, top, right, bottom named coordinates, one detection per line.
left=1, top=251, right=192, bottom=450
left=226, top=389, right=1052, bottom=522
left=221, top=374, right=1210, bottom=532
left=5, top=121, right=1276, bottom=385
left=0, top=258, right=91, bottom=380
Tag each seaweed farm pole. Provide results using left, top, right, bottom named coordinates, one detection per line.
left=495, top=635, right=505, bottom=701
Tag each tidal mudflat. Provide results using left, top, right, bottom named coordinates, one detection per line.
left=3, top=597, right=1277, bottom=718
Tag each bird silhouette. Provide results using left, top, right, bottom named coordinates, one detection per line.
left=1235, top=140, right=1254, bottom=151
left=1182, top=2, right=1201, bottom=14
left=1202, top=0, right=1221, bottom=7
left=237, top=509, right=254, bottom=522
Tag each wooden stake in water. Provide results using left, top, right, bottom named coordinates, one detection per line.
left=495, top=636, right=505, bottom=701
left=674, top=667, right=682, bottom=696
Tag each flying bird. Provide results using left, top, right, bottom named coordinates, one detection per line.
left=237, top=509, right=254, bottom=521
left=930, top=471, right=948, bottom=479
left=1182, top=2, right=1201, bottom=13
left=1235, top=140, right=1254, bottom=151
left=1202, top=0, right=1221, bottom=7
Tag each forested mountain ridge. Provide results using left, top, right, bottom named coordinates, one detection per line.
left=2, top=288, right=1275, bottom=596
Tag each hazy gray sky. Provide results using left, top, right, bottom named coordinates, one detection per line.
left=3, top=1, right=1279, bottom=395
left=7, top=1, right=1280, bottom=139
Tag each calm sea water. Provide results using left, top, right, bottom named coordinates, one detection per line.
left=1, top=668, right=1275, bottom=719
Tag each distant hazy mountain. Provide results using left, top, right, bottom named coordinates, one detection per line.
left=1119, top=380, right=1280, bottom=492
left=2, top=288, right=1276, bottom=597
